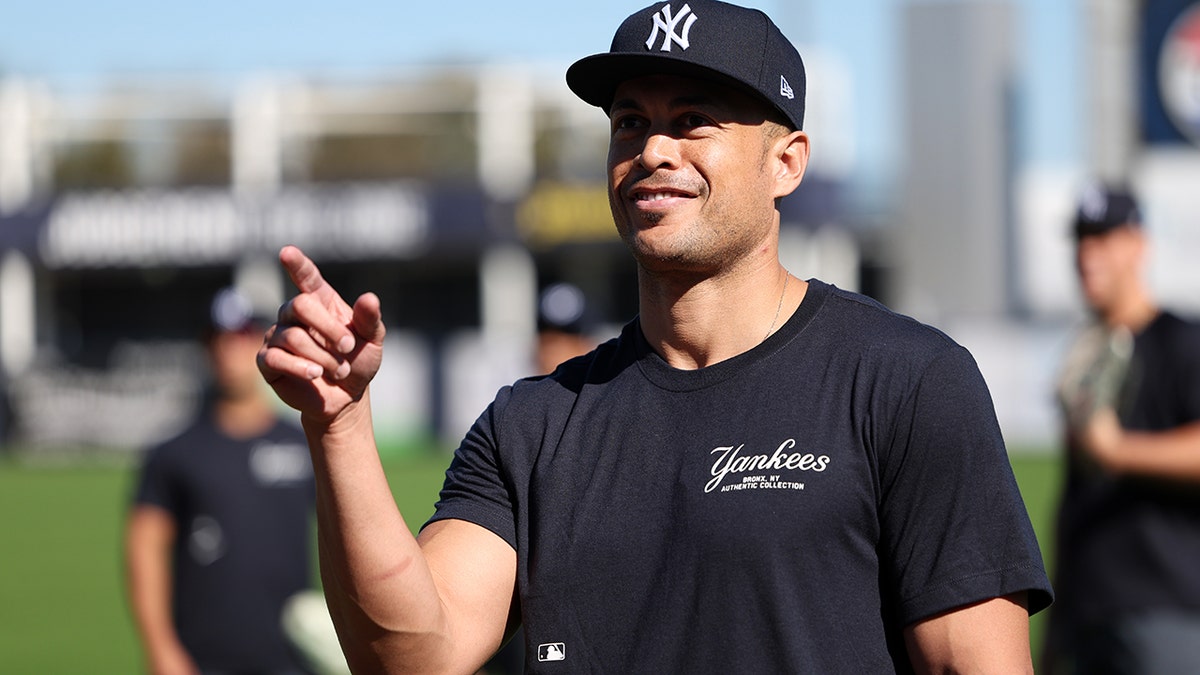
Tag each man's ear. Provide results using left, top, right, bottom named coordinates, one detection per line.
left=772, top=130, right=809, bottom=199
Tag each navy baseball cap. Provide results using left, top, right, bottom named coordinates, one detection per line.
left=566, top=0, right=806, bottom=130
left=209, top=287, right=265, bottom=335
left=1073, top=183, right=1142, bottom=239
left=538, top=282, right=592, bottom=335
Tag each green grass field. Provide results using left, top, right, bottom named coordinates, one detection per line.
left=0, top=449, right=1062, bottom=673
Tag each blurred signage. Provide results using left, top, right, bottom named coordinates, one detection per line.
left=1141, top=0, right=1200, bottom=147
left=37, top=183, right=431, bottom=267
left=516, top=183, right=618, bottom=248
left=1159, top=3, right=1200, bottom=145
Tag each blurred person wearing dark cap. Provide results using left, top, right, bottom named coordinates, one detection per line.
left=256, top=1, right=1051, bottom=672
left=125, top=288, right=321, bottom=675
left=1042, top=184, right=1200, bottom=674
left=534, top=282, right=598, bottom=376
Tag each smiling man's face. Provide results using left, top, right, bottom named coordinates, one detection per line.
left=606, top=74, right=796, bottom=275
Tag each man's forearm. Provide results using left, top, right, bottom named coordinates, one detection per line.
left=126, top=508, right=198, bottom=674
left=302, top=392, right=454, bottom=670
left=1100, top=419, right=1200, bottom=482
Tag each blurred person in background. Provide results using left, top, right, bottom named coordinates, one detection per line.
left=1043, top=184, right=1200, bottom=674
left=533, top=281, right=599, bottom=376
left=256, top=1, right=1052, bottom=671
left=125, top=287, right=318, bottom=675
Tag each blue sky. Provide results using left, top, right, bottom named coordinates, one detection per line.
left=0, top=0, right=1081, bottom=198
left=0, top=1, right=708, bottom=77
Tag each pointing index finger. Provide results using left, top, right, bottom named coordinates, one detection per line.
left=280, top=245, right=330, bottom=295
left=277, top=246, right=355, bottom=352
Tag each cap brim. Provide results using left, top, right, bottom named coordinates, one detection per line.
left=567, top=52, right=763, bottom=114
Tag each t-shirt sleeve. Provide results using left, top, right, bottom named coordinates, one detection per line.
left=132, top=445, right=179, bottom=514
left=422, top=387, right=519, bottom=549
left=876, top=344, right=1054, bottom=626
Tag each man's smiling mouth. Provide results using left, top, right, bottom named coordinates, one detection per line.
left=636, top=191, right=688, bottom=202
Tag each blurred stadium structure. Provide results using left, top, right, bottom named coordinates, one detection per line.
left=1, top=0, right=1199, bottom=459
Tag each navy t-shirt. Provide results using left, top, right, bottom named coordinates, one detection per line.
left=427, top=279, right=1053, bottom=673
left=1055, top=311, right=1200, bottom=620
left=133, top=413, right=315, bottom=672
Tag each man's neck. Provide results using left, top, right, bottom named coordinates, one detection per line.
left=213, top=391, right=277, bottom=439
left=638, top=262, right=806, bottom=370
left=1101, top=285, right=1159, bottom=334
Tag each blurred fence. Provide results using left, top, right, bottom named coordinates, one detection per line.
left=6, top=340, right=203, bottom=459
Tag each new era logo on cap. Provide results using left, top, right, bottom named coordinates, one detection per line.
left=566, top=0, right=807, bottom=130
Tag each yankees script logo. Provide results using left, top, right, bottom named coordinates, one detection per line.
left=706, top=439, right=830, bottom=493
left=646, top=3, right=697, bottom=52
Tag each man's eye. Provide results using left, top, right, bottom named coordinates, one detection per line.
left=681, top=114, right=710, bottom=128
left=613, top=116, right=643, bottom=131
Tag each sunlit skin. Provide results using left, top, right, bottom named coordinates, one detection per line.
left=210, top=329, right=269, bottom=399
left=606, top=74, right=799, bottom=278
left=208, top=328, right=280, bottom=438
left=536, top=331, right=594, bottom=376
left=605, top=74, right=811, bottom=369
left=1075, top=224, right=1153, bottom=327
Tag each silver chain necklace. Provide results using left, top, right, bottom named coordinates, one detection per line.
left=763, top=269, right=791, bottom=342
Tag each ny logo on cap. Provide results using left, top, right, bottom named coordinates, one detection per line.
left=646, top=3, right=698, bottom=52
left=1079, top=184, right=1108, bottom=222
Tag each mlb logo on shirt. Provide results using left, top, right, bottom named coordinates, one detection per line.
left=538, top=643, right=566, bottom=662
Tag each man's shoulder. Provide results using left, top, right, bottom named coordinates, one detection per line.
left=813, top=281, right=964, bottom=357
left=135, top=416, right=218, bottom=480
left=144, top=415, right=215, bottom=455
left=1156, top=309, right=1200, bottom=334
left=1146, top=310, right=1200, bottom=348
left=1146, top=310, right=1200, bottom=368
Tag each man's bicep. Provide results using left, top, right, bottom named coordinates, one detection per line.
left=418, top=518, right=518, bottom=665
left=126, top=504, right=177, bottom=551
left=904, top=593, right=1032, bottom=675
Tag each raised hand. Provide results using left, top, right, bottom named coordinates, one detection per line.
left=257, top=245, right=386, bottom=422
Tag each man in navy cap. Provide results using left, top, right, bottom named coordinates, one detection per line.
left=1043, top=184, right=1200, bottom=674
left=533, top=282, right=598, bottom=376
left=257, top=2, right=1052, bottom=672
left=126, top=287, right=318, bottom=675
